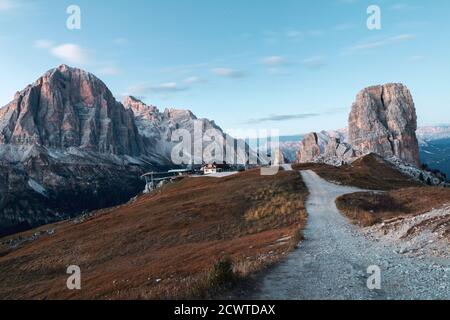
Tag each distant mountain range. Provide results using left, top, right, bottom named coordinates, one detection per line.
left=278, top=125, right=450, bottom=177
left=417, top=126, right=450, bottom=178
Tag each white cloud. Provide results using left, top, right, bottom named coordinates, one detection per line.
left=260, top=56, right=287, bottom=66
left=212, top=67, right=246, bottom=78
left=50, top=43, right=91, bottom=65
left=349, top=34, right=416, bottom=52
left=34, top=39, right=122, bottom=76
left=34, top=39, right=54, bottom=50
left=0, top=0, right=14, bottom=11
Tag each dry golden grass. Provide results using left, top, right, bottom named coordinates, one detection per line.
left=0, top=169, right=307, bottom=300
left=293, top=154, right=420, bottom=191
left=336, top=187, right=450, bottom=227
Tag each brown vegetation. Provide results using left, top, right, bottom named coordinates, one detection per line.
left=293, top=154, right=420, bottom=190
left=336, top=187, right=450, bottom=227
left=0, top=169, right=307, bottom=300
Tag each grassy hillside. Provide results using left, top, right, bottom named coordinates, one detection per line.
left=293, top=154, right=420, bottom=190
left=336, top=187, right=450, bottom=227
left=0, top=169, right=308, bottom=300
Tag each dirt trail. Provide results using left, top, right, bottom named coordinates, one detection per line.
left=247, top=170, right=450, bottom=300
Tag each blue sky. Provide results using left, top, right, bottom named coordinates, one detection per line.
left=1, top=0, right=450, bottom=136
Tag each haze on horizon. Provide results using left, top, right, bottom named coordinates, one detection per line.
left=0, top=0, right=449, bottom=136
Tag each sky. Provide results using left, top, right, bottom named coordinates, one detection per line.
left=0, top=0, right=450, bottom=137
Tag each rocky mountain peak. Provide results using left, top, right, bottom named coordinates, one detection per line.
left=348, top=83, right=420, bottom=166
left=163, top=108, right=197, bottom=122
left=123, top=96, right=159, bottom=115
left=296, top=83, right=420, bottom=167
left=0, top=65, right=142, bottom=156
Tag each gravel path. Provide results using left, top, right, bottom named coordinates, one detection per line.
left=249, top=170, right=450, bottom=300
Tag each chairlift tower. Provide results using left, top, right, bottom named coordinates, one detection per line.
left=142, top=172, right=156, bottom=193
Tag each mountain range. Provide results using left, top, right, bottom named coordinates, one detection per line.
left=0, top=65, right=245, bottom=236
left=1, top=65, right=450, bottom=236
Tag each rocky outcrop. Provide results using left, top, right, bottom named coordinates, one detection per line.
left=296, top=130, right=356, bottom=165
left=123, top=96, right=251, bottom=165
left=324, top=137, right=355, bottom=161
left=0, top=65, right=142, bottom=155
left=348, top=83, right=420, bottom=166
left=297, top=133, right=324, bottom=163
left=297, top=83, right=420, bottom=167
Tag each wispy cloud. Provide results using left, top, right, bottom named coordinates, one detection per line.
left=128, top=82, right=188, bottom=96
left=50, top=43, right=91, bottom=65
left=348, top=34, right=416, bottom=52
left=212, top=67, right=246, bottom=78
left=245, top=113, right=320, bottom=124
left=245, top=108, right=346, bottom=124
left=302, top=56, right=327, bottom=70
left=264, top=29, right=323, bottom=44
left=260, top=56, right=287, bottom=67
left=183, top=76, right=205, bottom=84
left=260, top=56, right=292, bottom=76
left=126, top=75, right=207, bottom=98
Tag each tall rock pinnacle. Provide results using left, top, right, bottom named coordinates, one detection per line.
left=348, top=83, right=420, bottom=166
